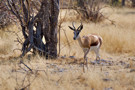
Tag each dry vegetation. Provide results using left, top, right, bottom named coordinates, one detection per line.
left=0, top=7, right=135, bottom=90
left=0, top=25, right=22, bottom=57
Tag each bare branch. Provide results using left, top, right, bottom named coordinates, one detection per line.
left=20, top=60, right=33, bottom=72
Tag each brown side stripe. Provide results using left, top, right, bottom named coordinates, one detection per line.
left=90, top=41, right=99, bottom=46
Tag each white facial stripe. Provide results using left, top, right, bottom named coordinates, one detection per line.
left=76, top=35, right=79, bottom=39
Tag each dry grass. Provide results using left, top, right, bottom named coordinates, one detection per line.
left=0, top=55, right=135, bottom=90
left=59, top=7, right=135, bottom=56
left=0, top=30, right=12, bottom=55
left=0, top=7, right=135, bottom=90
left=0, top=24, right=21, bottom=57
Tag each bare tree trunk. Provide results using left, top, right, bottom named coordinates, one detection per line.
left=49, top=0, right=59, bottom=59
left=132, top=0, right=135, bottom=7
left=40, top=0, right=59, bottom=59
left=121, top=0, right=125, bottom=6
left=39, top=0, right=50, bottom=58
left=6, top=0, right=59, bottom=59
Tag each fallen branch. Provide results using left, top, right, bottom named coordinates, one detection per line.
left=20, top=60, right=33, bottom=72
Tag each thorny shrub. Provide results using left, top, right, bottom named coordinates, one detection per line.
left=73, top=0, right=106, bottom=22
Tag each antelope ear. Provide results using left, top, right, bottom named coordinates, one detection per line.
left=78, top=25, right=83, bottom=31
left=68, top=26, right=74, bottom=31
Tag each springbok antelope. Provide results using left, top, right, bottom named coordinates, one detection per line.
left=68, top=22, right=103, bottom=71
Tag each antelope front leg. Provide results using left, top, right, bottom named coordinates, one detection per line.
left=83, top=49, right=90, bottom=71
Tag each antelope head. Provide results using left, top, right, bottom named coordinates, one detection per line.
left=68, top=22, right=83, bottom=40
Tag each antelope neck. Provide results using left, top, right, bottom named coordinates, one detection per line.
left=76, top=35, right=83, bottom=47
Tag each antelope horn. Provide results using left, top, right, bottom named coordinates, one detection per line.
left=80, top=22, right=82, bottom=26
left=72, top=22, right=76, bottom=29
left=77, top=22, right=83, bottom=30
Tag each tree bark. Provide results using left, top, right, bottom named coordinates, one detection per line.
left=40, top=0, right=59, bottom=59
left=121, top=0, right=125, bottom=6
left=7, top=0, right=59, bottom=59
left=132, top=0, right=135, bottom=7
left=48, top=0, right=59, bottom=59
